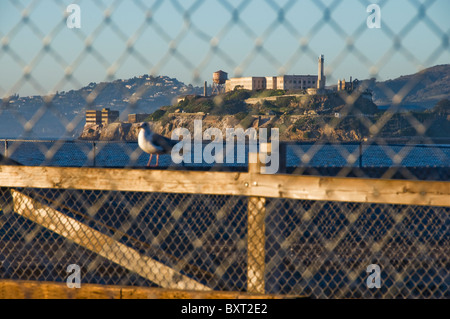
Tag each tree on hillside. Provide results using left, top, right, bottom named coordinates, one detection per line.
left=432, top=99, right=450, bottom=116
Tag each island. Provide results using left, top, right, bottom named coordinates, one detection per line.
left=78, top=89, right=450, bottom=142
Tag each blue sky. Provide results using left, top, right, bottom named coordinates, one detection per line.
left=1, top=0, right=449, bottom=98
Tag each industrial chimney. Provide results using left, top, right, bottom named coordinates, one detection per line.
left=317, top=55, right=325, bottom=90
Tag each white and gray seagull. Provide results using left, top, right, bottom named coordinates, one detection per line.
left=137, top=122, right=177, bottom=167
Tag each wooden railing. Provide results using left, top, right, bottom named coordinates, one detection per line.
left=1, top=165, right=448, bottom=207
left=0, top=150, right=449, bottom=296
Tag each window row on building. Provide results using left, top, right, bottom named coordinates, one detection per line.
left=86, top=108, right=119, bottom=125
left=225, top=75, right=321, bottom=92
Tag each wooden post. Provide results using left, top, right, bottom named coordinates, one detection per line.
left=4, top=140, right=8, bottom=158
left=247, top=147, right=266, bottom=294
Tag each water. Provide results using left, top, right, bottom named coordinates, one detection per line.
left=2, top=140, right=450, bottom=168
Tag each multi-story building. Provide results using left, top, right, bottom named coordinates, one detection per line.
left=85, top=110, right=102, bottom=125
left=224, top=55, right=326, bottom=92
left=85, top=108, right=119, bottom=125
left=225, top=77, right=267, bottom=91
left=275, top=75, right=319, bottom=90
left=225, top=75, right=319, bottom=92
left=101, top=108, right=119, bottom=125
left=265, top=77, right=277, bottom=90
left=337, top=77, right=355, bottom=91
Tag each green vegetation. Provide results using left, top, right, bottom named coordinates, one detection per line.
left=249, top=89, right=286, bottom=98
left=234, top=111, right=249, bottom=121
left=274, top=96, right=296, bottom=109
left=155, top=91, right=251, bottom=116
left=147, top=109, right=165, bottom=121
left=373, top=108, right=450, bottom=138
left=146, top=89, right=449, bottom=140
left=431, top=99, right=450, bottom=116
left=179, top=97, right=215, bottom=113
left=224, top=89, right=252, bottom=101
left=239, top=114, right=256, bottom=129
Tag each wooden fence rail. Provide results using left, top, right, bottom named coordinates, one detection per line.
left=0, top=165, right=449, bottom=207
left=0, top=156, right=449, bottom=296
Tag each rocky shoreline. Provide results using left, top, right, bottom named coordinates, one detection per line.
left=78, top=116, right=450, bottom=143
left=78, top=114, right=365, bottom=142
left=78, top=122, right=141, bottom=141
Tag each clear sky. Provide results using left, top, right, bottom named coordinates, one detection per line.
left=0, top=0, right=449, bottom=98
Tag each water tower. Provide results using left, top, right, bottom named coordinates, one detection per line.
left=212, top=70, right=228, bottom=94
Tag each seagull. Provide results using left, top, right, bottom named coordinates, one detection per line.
left=137, top=122, right=177, bottom=167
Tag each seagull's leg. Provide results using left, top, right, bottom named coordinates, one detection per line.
left=147, top=154, right=153, bottom=167
left=156, top=154, right=159, bottom=167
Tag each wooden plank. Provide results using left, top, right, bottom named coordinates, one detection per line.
left=0, top=280, right=301, bottom=299
left=0, top=165, right=449, bottom=207
left=251, top=174, right=450, bottom=207
left=11, top=190, right=211, bottom=292
left=247, top=152, right=266, bottom=294
left=247, top=197, right=266, bottom=294
left=0, top=166, right=249, bottom=196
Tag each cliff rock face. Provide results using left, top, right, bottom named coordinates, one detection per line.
left=78, top=116, right=243, bottom=141
left=79, top=123, right=138, bottom=141
left=78, top=114, right=366, bottom=142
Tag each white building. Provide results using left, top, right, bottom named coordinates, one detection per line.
left=225, top=55, right=326, bottom=92
left=225, top=77, right=266, bottom=91
left=225, top=75, right=319, bottom=92
left=276, top=75, right=318, bottom=90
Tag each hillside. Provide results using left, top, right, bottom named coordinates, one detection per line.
left=1, top=75, right=202, bottom=139
left=366, top=64, right=450, bottom=109
left=3, top=64, right=450, bottom=139
left=79, top=86, right=450, bottom=141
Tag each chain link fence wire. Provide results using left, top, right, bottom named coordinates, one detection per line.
left=0, top=0, right=449, bottom=298
left=0, top=188, right=249, bottom=290
left=0, top=188, right=448, bottom=298
left=0, top=0, right=448, bottom=176
left=264, top=198, right=449, bottom=298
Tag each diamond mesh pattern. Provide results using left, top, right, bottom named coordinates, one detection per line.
left=1, top=189, right=448, bottom=298
left=0, top=0, right=449, bottom=299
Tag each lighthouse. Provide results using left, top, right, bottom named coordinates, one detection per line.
left=317, top=55, right=326, bottom=90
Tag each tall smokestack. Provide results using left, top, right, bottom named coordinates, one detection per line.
left=204, top=81, right=207, bottom=97
left=317, top=55, right=325, bottom=90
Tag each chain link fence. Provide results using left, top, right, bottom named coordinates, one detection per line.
left=0, top=0, right=449, bottom=298
left=0, top=187, right=448, bottom=298
left=1, top=139, right=449, bottom=169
